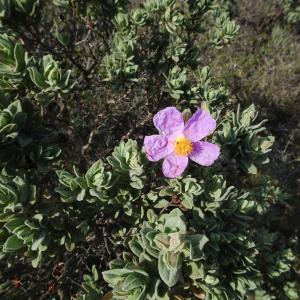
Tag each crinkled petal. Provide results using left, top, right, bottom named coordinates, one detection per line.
left=183, top=109, right=216, bottom=142
left=189, top=141, right=220, bottom=166
left=162, top=153, right=188, bottom=178
left=144, top=135, right=174, bottom=162
left=153, top=107, right=184, bottom=138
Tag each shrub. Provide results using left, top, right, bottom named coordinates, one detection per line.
left=0, top=0, right=298, bottom=299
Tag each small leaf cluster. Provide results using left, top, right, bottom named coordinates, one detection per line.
left=217, top=104, right=274, bottom=174
left=165, top=66, right=230, bottom=106
left=188, top=66, right=229, bottom=106
left=0, top=0, right=39, bottom=20
left=0, top=33, right=26, bottom=91
left=56, top=140, right=147, bottom=220
left=102, top=31, right=138, bottom=83
left=0, top=167, right=90, bottom=267
left=0, top=32, right=76, bottom=103
left=208, top=10, right=240, bottom=48
left=74, top=265, right=103, bottom=300
left=28, top=54, right=75, bottom=94
left=165, top=36, right=187, bottom=63
left=281, top=0, right=300, bottom=24
left=0, top=92, right=60, bottom=166
left=165, top=65, right=187, bottom=100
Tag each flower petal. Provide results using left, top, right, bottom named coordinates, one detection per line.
left=183, top=109, right=216, bottom=142
left=162, top=153, right=188, bottom=178
left=189, top=141, right=220, bottom=166
left=144, top=135, right=174, bottom=162
left=153, top=107, right=184, bottom=138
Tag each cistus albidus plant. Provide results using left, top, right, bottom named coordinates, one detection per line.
left=0, top=0, right=299, bottom=300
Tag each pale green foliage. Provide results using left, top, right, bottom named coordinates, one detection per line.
left=254, top=232, right=298, bottom=299
left=74, top=265, right=103, bottom=300
left=189, top=66, right=229, bottom=106
left=52, top=0, right=69, bottom=7
left=0, top=0, right=11, bottom=20
left=52, top=129, right=278, bottom=298
left=209, top=11, right=240, bottom=48
left=166, top=36, right=187, bottom=63
left=103, top=260, right=150, bottom=300
left=0, top=98, right=27, bottom=145
left=0, top=28, right=78, bottom=269
left=0, top=169, right=36, bottom=220
left=107, top=139, right=146, bottom=189
left=114, top=11, right=130, bottom=31
left=101, top=0, right=239, bottom=85
left=217, top=104, right=274, bottom=174
left=56, top=159, right=114, bottom=203
left=143, top=0, right=166, bottom=13
left=0, top=33, right=76, bottom=100
left=163, top=4, right=184, bottom=34
left=158, top=176, right=203, bottom=209
left=0, top=93, right=61, bottom=165
left=56, top=140, right=146, bottom=219
left=284, top=282, right=299, bottom=299
left=251, top=176, right=289, bottom=214
left=267, top=249, right=295, bottom=278
left=0, top=169, right=45, bottom=266
left=0, top=33, right=26, bottom=90
left=103, top=172, right=261, bottom=299
left=0, top=167, right=90, bottom=267
left=131, top=8, right=148, bottom=26
left=281, top=0, right=300, bottom=24
left=0, top=0, right=39, bottom=20
left=102, top=31, right=138, bottom=83
left=28, top=54, right=76, bottom=101
left=165, top=65, right=187, bottom=100
left=129, top=209, right=209, bottom=288
left=165, top=65, right=230, bottom=107
left=13, top=0, right=39, bottom=15
left=253, top=289, right=273, bottom=300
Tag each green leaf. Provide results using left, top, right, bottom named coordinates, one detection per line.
left=2, top=235, right=24, bottom=252
left=31, top=251, right=42, bottom=268
left=28, top=67, right=49, bottom=90
left=31, top=233, right=46, bottom=251
left=158, top=252, right=182, bottom=287
left=14, top=43, right=25, bottom=73
left=4, top=218, right=25, bottom=233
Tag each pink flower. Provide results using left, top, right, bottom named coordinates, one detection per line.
left=144, top=107, right=220, bottom=178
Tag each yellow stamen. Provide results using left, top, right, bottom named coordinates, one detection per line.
left=174, top=137, right=193, bottom=156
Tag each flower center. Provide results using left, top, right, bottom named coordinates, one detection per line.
left=174, top=137, right=193, bottom=156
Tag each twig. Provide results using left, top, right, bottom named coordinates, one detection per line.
left=282, top=124, right=299, bottom=155
left=81, top=123, right=104, bottom=155
left=28, top=21, right=91, bottom=82
left=102, top=227, right=111, bottom=255
left=66, top=276, right=82, bottom=288
left=74, top=30, right=91, bottom=46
